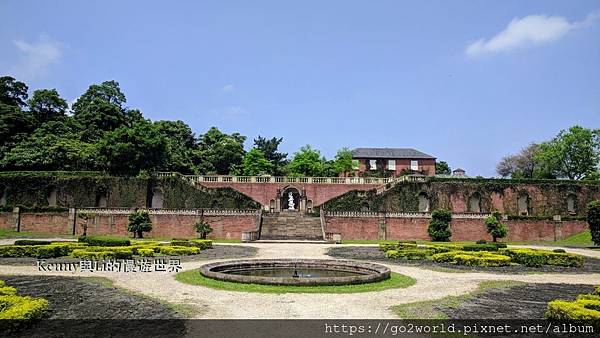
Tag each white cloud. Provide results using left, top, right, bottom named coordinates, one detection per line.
left=465, top=12, right=600, bottom=57
left=9, top=35, right=62, bottom=79
left=222, top=84, right=235, bottom=92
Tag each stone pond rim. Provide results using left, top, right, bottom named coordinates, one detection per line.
left=199, top=259, right=391, bottom=286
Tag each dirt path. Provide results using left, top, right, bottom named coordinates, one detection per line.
left=0, top=243, right=599, bottom=319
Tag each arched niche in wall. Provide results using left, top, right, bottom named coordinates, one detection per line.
left=151, top=189, right=164, bottom=209
left=47, top=187, right=58, bottom=207
left=468, top=192, right=482, bottom=213
left=418, top=192, right=430, bottom=212
left=0, top=185, right=6, bottom=207
left=517, top=191, right=530, bottom=216
left=566, top=194, right=577, bottom=215
left=306, top=200, right=313, bottom=213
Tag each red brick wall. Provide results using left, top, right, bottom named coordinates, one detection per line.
left=325, top=216, right=588, bottom=241
left=199, top=182, right=375, bottom=207
left=19, top=213, right=72, bottom=235
left=77, top=213, right=256, bottom=239
left=0, top=212, right=13, bottom=230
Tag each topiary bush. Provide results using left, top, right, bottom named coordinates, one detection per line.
left=0, top=295, right=49, bottom=320
left=503, top=248, right=584, bottom=267
left=158, top=246, right=200, bottom=256
left=127, top=210, right=153, bottom=239
left=386, top=249, right=434, bottom=260
left=137, top=248, right=155, bottom=257
left=170, top=239, right=213, bottom=250
left=428, top=209, right=452, bottom=242
left=462, top=244, right=499, bottom=252
left=78, top=236, right=131, bottom=247
left=545, top=299, right=600, bottom=324
left=587, top=200, right=600, bottom=246
left=71, top=249, right=133, bottom=260
left=485, top=212, right=508, bottom=242
left=452, top=253, right=511, bottom=267
left=194, top=220, right=213, bottom=239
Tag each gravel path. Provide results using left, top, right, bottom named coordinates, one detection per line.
left=0, top=243, right=599, bottom=319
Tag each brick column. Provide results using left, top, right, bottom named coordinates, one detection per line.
left=12, top=207, right=20, bottom=232
left=553, top=215, right=562, bottom=241
left=69, top=208, right=77, bottom=235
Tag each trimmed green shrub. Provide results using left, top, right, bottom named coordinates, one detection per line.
left=0, top=245, right=37, bottom=258
left=453, top=254, right=511, bottom=267
left=587, top=200, right=600, bottom=246
left=127, top=210, right=153, bottom=238
left=493, top=243, right=507, bottom=249
left=78, top=236, right=131, bottom=247
left=137, top=248, right=154, bottom=257
left=485, top=213, right=508, bottom=242
left=386, top=249, right=434, bottom=260
left=379, top=242, right=397, bottom=252
left=71, top=249, right=133, bottom=260
left=13, top=240, right=51, bottom=246
left=462, top=244, right=499, bottom=252
left=578, top=294, right=600, bottom=302
left=546, top=299, right=600, bottom=321
left=170, top=240, right=212, bottom=250
left=0, top=281, right=17, bottom=296
left=503, top=248, right=584, bottom=267
left=428, top=209, right=452, bottom=241
left=0, top=294, right=49, bottom=320
left=476, top=239, right=487, bottom=244
left=158, top=246, right=200, bottom=256
left=194, top=220, right=213, bottom=239
left=553, top=248, right=566, bottom=253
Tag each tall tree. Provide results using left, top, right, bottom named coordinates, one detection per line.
left=155, top=120, right=198, bottom=174
left=496, top=143, right=551, bottom=179
left=97, top=119, right=169, bottom=176
left=535, top=126, right=600, bottom=180
left=197, top=127, right=246, bottom=174
left=0, top=76, right=28, bottom=107
left=435, top=161, right=451, bottom=175
left=332, top=148, right=354, bottom=177
left=27, top=89, right=68, bottom=123
left=287, top=145, right=326, bottom=177
left=253, top=136, right=288, bottom=175
left=72, top=80, right=128, bottom=141
left=241, top=148, right=274, bottom=175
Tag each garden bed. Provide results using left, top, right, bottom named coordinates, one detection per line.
left=0, top=275, right=187, bottom=337
left=326, top=246, right=600, bottom=274
left=0, top=244, right=257, bottom=266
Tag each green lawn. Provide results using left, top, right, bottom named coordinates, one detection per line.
left=392, top=280, right=525, bottom=319
left=508, top=231, right=595, bottom=248
left=175, top=270, right=415, bottom=294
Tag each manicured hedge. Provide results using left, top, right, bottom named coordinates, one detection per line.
left=0, top=281, right=16, bottom=296
left=546, top=299, right=600, bottom=321
left=503, top=248, right=584, bottom=267
left=72, top=249, right=133, bottom=260
left=431, top=250, right=512, bottom=266
left=137, top=248, right=155, bottom=257
left=170, top=239, right=213, bottom=250
left=13, top=240, right=52, bottom=246
left=386, top=249, right=434, bottom=260
left=78, top=236, right=131, bottom=247
left=462, top=244, right=499, bottom=252
left=0, top=243, right=84, bottom=258
left=0, top=295, right=49, bottom=320
left=159, top=246, right=200, bottom=256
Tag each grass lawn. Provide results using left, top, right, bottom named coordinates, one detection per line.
left=392, top=280, right=524, bottom=319
left=508, top=230, right=595, bottom=248
left=0, top=229, right=77, bottom=239
left=175, top=270, right=415, bottom=294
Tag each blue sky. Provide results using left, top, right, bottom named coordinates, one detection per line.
left=1, top=1, right=599, bottom=177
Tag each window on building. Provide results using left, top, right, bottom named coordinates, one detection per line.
left=388, top=160, right=396, bottom=170
left=410, top=160, right=418, bottom=170
left=352, top=160, right=359, bottom=170
left=369, top=160, right=377, bottom=170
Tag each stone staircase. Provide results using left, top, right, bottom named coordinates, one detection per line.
left=259, top=211, right=324, bottom=241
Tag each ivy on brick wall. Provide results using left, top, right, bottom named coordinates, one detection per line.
left=156, top=177, right=259, bottom=209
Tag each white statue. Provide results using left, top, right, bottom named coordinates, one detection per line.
left=288, top=192, right=295, bottom=210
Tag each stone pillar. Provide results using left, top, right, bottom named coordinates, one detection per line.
left=12, top=207, right=20, bottom=232
left=553, top=215, right=562, bottom=241
left=69, top=208, right=77, bottom=236
left=378, top=217, right=387, bottom=241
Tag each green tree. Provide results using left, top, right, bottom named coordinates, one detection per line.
left=72, top=80, right=128, bottom=141
left=484, top=212, right=508, bottom=242
left=428, top=209, right=452, bottom=242
left=197, top=127, right=246, bottom=174
left=587, top=200, right=600, bottom=246
left=0, top=120, right=98, bottom=170
left=194, top=220, right=213, bottom=239
left=155, top=120, right=198, bottom=174
left=0, top=76, right=28, bottom=107
left=435, top=161, right=451, bottom=175
left=27, top=89, right=68, bottom=123
left=333, top=148, right=354, bottom=176
left=535, top=126, right=600, bottom=180
left=97, top=119, right=169, bottom=175
left=242, top=148, right=274, bottom=175
left=127, top=210, right=153, bottom=238
left=253, top=136, right=288, bottom=175
left=287, top=145, right=326, bottom=176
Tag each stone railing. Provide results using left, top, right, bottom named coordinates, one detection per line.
left=157, top=172, right=427, bottom=185
left=77, top=208, right=259, bottom=216
left=325, top=211, right=491, bottom=219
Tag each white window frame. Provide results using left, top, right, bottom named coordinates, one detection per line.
left=369, top=160, right=377, bottom=170
left=387, top=160, right=396, bottom=170
left=410, top=160, right=418, bottom=170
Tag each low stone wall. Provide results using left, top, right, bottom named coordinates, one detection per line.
left=20, top=212, right=73, bottom=235
left=324, top=215, right=588, bottom=241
